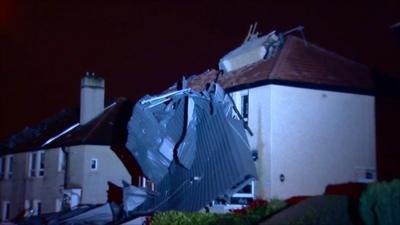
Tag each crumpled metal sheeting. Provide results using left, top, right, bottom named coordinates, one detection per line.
left=122, top=181, right=151, bottom=214
left=129, top=88, right=257, bottom=213
left=176, top=97, right=198, bottom=169
left=44, top=204, right=115, bottom=225
left=126, top=101, right=174, bottom=184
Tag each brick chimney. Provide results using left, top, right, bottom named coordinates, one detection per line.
left=80, top=72, right=105, bottom=124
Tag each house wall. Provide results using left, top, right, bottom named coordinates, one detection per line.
left=269, top=85, right=376, bottom=199
left=0, top=144, right=131, bottom=221
left=68, top=145, right=131, bottom=204
left=230, top=86, right=272, bottom=200
left=231, top=84, right=376, bottom=200
left=0, top=148, right=65, bottom=221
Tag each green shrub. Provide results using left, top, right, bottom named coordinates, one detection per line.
left=359, top=179, right=400, bottom=225
left=150, top=211, right=191, bottom=225
left=150, top=199, right=287, bottom=225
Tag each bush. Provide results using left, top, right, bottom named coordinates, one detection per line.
left=359, top=179, right=400, bottom=225
left=150, top=211, right=217, bottom=225
left=150, top=199, right=287, bottom=225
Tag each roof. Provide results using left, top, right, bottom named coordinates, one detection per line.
left=1, top=35, right=374, bottom=156
left=43, top=97, right=134, bottom=148
left=0, top=98, right=134, bottom=156
left=185, top=35, right=374, bottom=94
left=0, top=109, right=79, bottom=156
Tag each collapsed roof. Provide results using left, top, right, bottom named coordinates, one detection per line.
left=123, top=83, right=256, bottom=216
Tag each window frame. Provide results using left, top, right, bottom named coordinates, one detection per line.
left=232, top=181, right=255, bottom=198
left=6, top=155, right=14, bottom=179
left=241, top=94, right=249, bottom=122
left=33, top=200, right=41, bottom=216
left=28, top=151, right=45, bottom=178
left=58, top=149, right=66, bottom=172
left=90, top=158, right=98, bottom=171
left=1, top=201, right=10, bottom=222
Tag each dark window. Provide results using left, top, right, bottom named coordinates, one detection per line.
left=237, top=184, right=252, bottom=194
left=90, top=159, right=98, bottom=170
left=241, top=95, right=249, bottom=122
left=37, top=202, right=42, bottom=215
left=7, top=156, right=13, bottom=178
left=39, top=152, right=45, bottom=176
left=4, top=202, right=10, bottom=221
left=30, top=153, right=36, bottom=177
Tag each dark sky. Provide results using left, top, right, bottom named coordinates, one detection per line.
left=1, top=1, right=400, bottom=139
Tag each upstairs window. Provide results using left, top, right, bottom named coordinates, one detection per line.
left=38, top=152, right=45, bottom=176
left=6, top=156, right=13, bottom=179
left=58, top=149, right=66, bottom=172
left=241, top=94, right=249, bottom=122
left=90, top=158, right=98, bottom=171
left=28, top=151, right=45, bottom=177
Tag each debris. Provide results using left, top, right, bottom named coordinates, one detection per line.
left=123, top=83, right=257, bottom=219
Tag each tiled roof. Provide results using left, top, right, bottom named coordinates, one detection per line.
left=185, top=35, right=374, bottom=93
left=44, top=98, right=134, bottom=148
left=0, top=109, right=79, bottom=156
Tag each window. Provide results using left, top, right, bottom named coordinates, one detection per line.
left=36, top=201, right=42, bottom=215
left=230, top=181, right=254, bottom=205
left=33, top=200, right=41, bottom=216
left=29, top=151, right=45, bottom=177
left=39, top=152, right=45, bottom=176
left=241, top=94, right=249, bottom=122
left=58, top=149, right=66, bottom=172
left=55, top=198, right=62, bottom=212
left=24, top=200, right=32, bottom=211
left=0, top=157, right=5, bottom=180
left=90, top=158, right=98, bottom=171
left=1, top=201, right=10, bottom=221
left=138, top=176, right=155, bottom=191
left=29, top=153, right=36, bottom=177
left=6, top=155, right=13, bottom=179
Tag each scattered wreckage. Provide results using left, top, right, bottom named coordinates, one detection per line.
left=18, top=83, right=257, bottom=225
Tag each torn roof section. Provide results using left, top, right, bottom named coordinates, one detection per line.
left=180, top=35, right=374, bottom=94
left=124, top=83, right=257, bottom=214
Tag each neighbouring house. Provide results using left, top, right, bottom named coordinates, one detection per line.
left=0, top=30, right=377, bottom=221
left=0, top=74, right=132, bottom=222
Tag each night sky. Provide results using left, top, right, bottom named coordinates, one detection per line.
left=1, top=1, right=399, bottom=141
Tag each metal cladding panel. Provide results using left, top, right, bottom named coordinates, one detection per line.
left=126, top=85, right=257, bottom=213
left=126, top=102, right=171, bottom=184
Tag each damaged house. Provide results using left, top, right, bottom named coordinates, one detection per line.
left=183, top=29, right=376, bottom=202
left=0, top=28, right=376, bottom=222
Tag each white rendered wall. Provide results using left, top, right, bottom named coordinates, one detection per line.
left=68, top=145, right=131, bottom=204
left=269, top=85, right=375, bottom=199
left=230, top=86, right=272, bottom=199
left=231, top=84, right=376, bottom=200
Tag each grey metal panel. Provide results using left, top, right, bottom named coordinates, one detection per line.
left=125, top=84, right=257, bottom=214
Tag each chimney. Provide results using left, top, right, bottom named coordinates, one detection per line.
left=80, top=72, right=105, bottom=124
